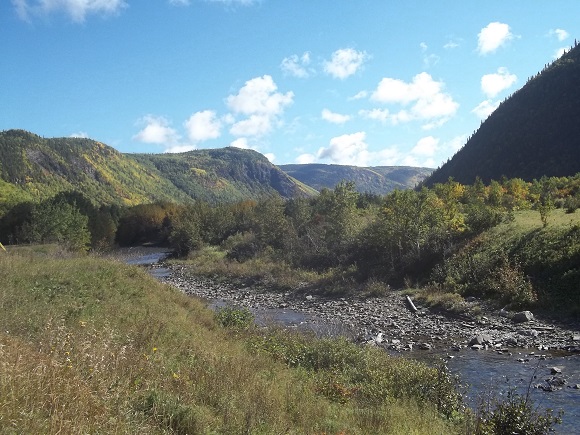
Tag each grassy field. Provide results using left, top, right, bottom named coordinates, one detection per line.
left=0, top=247, right=465, bottom=434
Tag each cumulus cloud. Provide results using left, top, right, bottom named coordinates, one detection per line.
left=472, top=99, right=500, bottom=119
left=317, top=132, right=369, bottom=165
left=280, top=52, right=312, bottom=78
left=165, top=144, right=196, bottom=153
left=264, top=153, right=275, bottom=162
left=323, top=48, right=369, bottom=79
left=133, top=115, right=181, bottom=145
left=296, top=153, right=316, bottom=164
left=358, top=108, right=389, bottom=123
left=316, top=132, right=399, bottom=166
left=411, top=136, right=439, bottom=156
left=481, top=67, right=517, bottom=98
left=227, top=75, right=293, bottom=137
left=477, top=22, right=514, bottom=55
left=184, top=110, right=222, bottom=142
left=321, top=108, right=350, bottom=124
left=549, top=28, right=569, bottom=41
left=230, top=137, right=250, bottom=148
left=371, top=72, right=458, bottom=127
left=13, top=0, right=127, bottom=22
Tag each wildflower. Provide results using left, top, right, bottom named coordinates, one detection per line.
left=172, top=372, right=180, bottom=379
left=152, top=347, right=158, bottom=352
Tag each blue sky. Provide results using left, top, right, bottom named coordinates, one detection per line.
left=2, top=1, right=578, bottom=168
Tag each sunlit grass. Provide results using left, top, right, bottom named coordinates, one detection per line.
left=0, top=248, right=464, bottom=434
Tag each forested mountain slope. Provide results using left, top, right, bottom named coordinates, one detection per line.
left=0, top=129, right=315, bottom=209
left=425, top=42, right=580, bottom=186
left=279, top=164, right=432, bottom=194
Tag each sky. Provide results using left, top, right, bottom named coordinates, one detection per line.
left=1, top=1, right=579, bottom=168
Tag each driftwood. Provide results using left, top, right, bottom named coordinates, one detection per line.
left=405, top=295, right=418, bottom=313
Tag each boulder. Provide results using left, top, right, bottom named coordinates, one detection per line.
left=513, top=311, right=534, bottom=323
left=469, top=334, right=493, bottom=346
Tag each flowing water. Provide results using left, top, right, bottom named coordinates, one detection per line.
left=133, top=250, right=580, bottom=433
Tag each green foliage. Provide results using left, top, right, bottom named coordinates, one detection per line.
left=426, top=44, right=580, bottom=186
left=475, top=390, right=562, bottom=434
left=214, top=306, right=255, bottom=330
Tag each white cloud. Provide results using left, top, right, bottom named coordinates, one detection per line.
left=264, top=153, right=275, bottom=163
left=554, top=47, right=567, bottom=59
left=133, top=115, right=181, bottom=145
left=169, top=0, right=190, bottom=5
left=296, top=153, right=316, bottom=164
left=315, top=132, right=400, bottom=167
left=230, top=114, right=273, bottom=137
left=70, top=131, right=89, bottom=138
left=13, top=0, right=127, bottom=22
left=321, top=108, right=350, bottom=124
left=359, top=108, right=389, bottom=123
left=446, top=134, right=469, bottom=153
left=165, top=144, right=196, bottom=153
left=481, top=67, right=517, bottom=98
left=371, top=72, right=458, bottom=127
left=477, top=22, right=513, bottom=55
left=323, top=48, right=369, bottom=79
left=349, top=90, right=368, bottom=100
left=230, top=137, right=250, bottom=148
left=227, top=75, right=293, bottom=138
left=411, top=136, right=439, bottom=156
left=549, top=28, right=569, bottom=42
left=184, top=110, right=222, bottom=142
left=280, top=52, right=312, bottom=78
left=472, top=99, right=500, bottom=119
left=444, top=40, right=460, bottom=50
left=227, top=75, right=293, bottom=116
left=317, top=132, right=369, bottom=166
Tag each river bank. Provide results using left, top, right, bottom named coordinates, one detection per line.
left=163, top=263, right=580, bottom=355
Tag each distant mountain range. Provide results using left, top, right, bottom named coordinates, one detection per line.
left=279, top=164, right=432, bottom=194
left=0, top=129, right=430, bottom=210
left=425, top=42, right=580, bottom=186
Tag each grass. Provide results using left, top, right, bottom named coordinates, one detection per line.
left=0, top=247, right=465, bottom=434
left=424, top=208, right=580, bottom=318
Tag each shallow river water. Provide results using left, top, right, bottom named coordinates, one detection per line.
left=131, top=250, right=579, bottom=434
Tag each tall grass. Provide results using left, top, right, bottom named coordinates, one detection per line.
left=0, top=248, right=462, bottom=434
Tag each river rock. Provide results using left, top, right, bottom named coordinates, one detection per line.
left=469, top=334, right=493, bottom=346
left=513, top=311, right=534, bottom=323
left=550, top=366, right=563, bottom=374
left=419, top=343, right=432, bottom=350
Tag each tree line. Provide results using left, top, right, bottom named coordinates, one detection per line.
left=2, top=174, right=578, bottom=287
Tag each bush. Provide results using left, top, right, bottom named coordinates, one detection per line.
left=214, top=306, right=255, bottom=330
left=475, top=389, right=562, bottom=434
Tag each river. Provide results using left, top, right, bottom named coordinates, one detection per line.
left=128, top=248, right=580, bottom=434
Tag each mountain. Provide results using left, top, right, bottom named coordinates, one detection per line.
left=279, top=164, right=432, bottom=194
left=425, top=42, right=580, bottom=186
left=0, top=129, right=315, bottom=209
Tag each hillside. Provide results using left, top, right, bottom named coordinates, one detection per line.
left=132, top=148, right=316, bottom=203
left=0, top=129, right=315, bottom=209
left=425, top=42, right=580, bottom=186
left=279, top=164, right=432, bottom=194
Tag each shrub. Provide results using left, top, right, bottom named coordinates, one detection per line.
left=214, top=306, right=255, bottom=330
left=475, top=389, right=562, bottom=434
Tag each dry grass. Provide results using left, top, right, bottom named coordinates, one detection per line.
left=0, top=248, right=463, bottom=434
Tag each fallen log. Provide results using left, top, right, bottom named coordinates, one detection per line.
left=405, top=295, right=418, bottom=313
